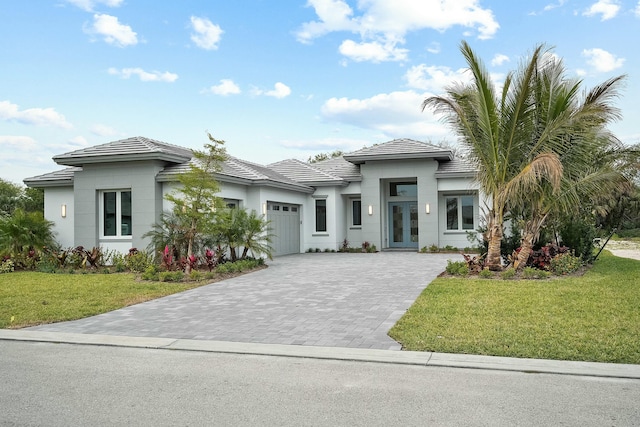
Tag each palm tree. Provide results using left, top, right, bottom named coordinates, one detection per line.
left=239, top=210, right=274, bottom=260
left=0, top=208, right=56, bottom=255
left=423, top=42, right=564, bottom=270
left=509, top=58, right=627, bottom=268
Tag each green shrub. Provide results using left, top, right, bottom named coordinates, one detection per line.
left=158, top=271, right=184, bottom=282
left=110, top=252, right=127, bottom=272
left=550, top=252, right=582, bottom=275
left=126, top=251, right=153, bottom=273
left=189, top=270, right=203, bottom=281
left=445, top=260, right=468, bottom=276
left=35, top=257, right=59, bottom=273
left=558, top=216, right=598, bottom=263
left=0, top=259, right=14, bottom=274
left=141, top=264, right=159, bottom=281
left=500, top=268, right=516, bottom=280
left=478, top=268, right=493, bottom=279
left=615, top=228, right=640, bottom=238
left=522, top=267, right=550, bottom=280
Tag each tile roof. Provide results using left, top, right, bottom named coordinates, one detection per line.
left=435, top=157, right=477, bottom=177
left=53, top=136, right=193, bottom=166
left=343, top=138, right=453, bottom=164
left=23, top=167, right=80, bottom=187
left=157, top=156, right=315, bottom=193
left=311, top=156, right=361, bottom=181
left=268, top=159, right=345, bottom=185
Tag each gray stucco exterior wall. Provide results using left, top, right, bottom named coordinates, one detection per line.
left=73, top=161, right=166, bottom=252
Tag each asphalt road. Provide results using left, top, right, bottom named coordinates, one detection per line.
left=2, top=341, right=639, bottom=426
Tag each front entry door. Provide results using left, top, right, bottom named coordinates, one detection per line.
left=388, top=202, right=419, bottom=248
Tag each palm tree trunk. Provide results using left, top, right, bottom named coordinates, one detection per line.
left=486, top=212, right=503, bottom=271
left=514, top=213, right=548, bottom=270
left=514, top=231, right=535, bottom=270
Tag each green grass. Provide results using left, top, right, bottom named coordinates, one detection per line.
left=389, top=252, right=640, bottom=364
left=0, top=272, right=211, bottom=328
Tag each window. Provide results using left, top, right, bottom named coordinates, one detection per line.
left=446, top=195, right=475, bottom=231
left=390, top=182, right=417, bottom=197
left=315, top=199, right=327, bottom=232
left=352, top=200, right=362, bottom=226
left=224, top=199, right=239, bottom=209
left=102, top=190, right=132, bottom=237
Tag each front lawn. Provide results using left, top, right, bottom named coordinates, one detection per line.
left=389, top=252, right=640, bottom=364
left=0, top=272, right=214, bottom=328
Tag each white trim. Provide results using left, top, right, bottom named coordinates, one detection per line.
left=99, top=189, right=133, bottom=239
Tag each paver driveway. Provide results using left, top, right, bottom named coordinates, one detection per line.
left=30, top=252, right=452, bottom=350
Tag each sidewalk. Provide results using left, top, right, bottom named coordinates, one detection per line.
left=2, top=329, right=639, bottom=380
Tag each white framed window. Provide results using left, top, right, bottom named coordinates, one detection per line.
left=101, top=190, right=132, bottom=238
left=446, top=195, right=475, bottom=231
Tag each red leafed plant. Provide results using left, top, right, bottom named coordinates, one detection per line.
left=204, top=248, right=217, bottom=271
left=161, top=245, right=174, bottom=270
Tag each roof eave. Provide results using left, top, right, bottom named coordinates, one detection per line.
left=344, top=152, right=453, bottom=164
left=54, top=153, right=192, bottom=167
left=435, top=172, right=477, bottom=179
left=23, top=178, right=74, bottom=188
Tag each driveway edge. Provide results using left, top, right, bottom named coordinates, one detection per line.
left=2, top=329, right=639, bottom=379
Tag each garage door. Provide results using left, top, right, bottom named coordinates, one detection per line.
left=267, top=202, right=300, bottom=256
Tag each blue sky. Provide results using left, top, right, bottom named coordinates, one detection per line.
left=2, top=0, right=639, bottom=184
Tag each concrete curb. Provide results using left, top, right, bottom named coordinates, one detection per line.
left=2, top=329, right=640, bottom=379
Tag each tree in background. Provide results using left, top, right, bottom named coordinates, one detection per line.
left=308, top=150, right=343, bottom=163
left=0, top=179, right=44, bottom=216
left=164, top=133, right=227, bottom=274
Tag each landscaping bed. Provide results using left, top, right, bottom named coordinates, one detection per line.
left=389, top=252, right=640, bottom=364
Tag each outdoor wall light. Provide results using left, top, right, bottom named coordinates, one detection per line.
left=262, top=203, right=267, bottom=215
left=425, top=203, right=430, bottom=214
left=61, top=204, right=67, bottom=218
left=368, top=204, right=373, bottom=216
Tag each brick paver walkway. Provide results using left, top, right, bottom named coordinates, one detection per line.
left=30, top=253, right=452, bottom=350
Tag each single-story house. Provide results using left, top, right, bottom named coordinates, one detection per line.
left=24, top=136, right=484, bottom=256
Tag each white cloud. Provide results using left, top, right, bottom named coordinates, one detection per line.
left=66, top=0, right=123, bottom=12
left=296, top=0, right=499, bottom=62
left=582, top=48, right=625, bottom=72
left=583, top=0, right=620, bottom=20
left=404, top=65, right=470, bottom=93
left=190, top=16, right=223, bottom=50
left=320, top=90, right=449, bottom=140
left=68, top=136, right=89, bottom=147
left=426, top=42, right=441, bottom=54
left=491, top=53, right=510, bottom=66
left=108, top=67, right=178, bottom=82
left=0, top=135, right=38, bottom=151
left=0, top=101, right=73, bottom=129
left=202, top=79, right=241, bottom=96
left=254, top=82, right=292, bottom=99
left=635, top=1, right=640, bottom=17
left=339, top=39, right=408, bottom=62
left=85, top=13, right=138, bottom=47
left=528, top=0, right=567, bottom=14
left=90, top=124, right=117, bottom=136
